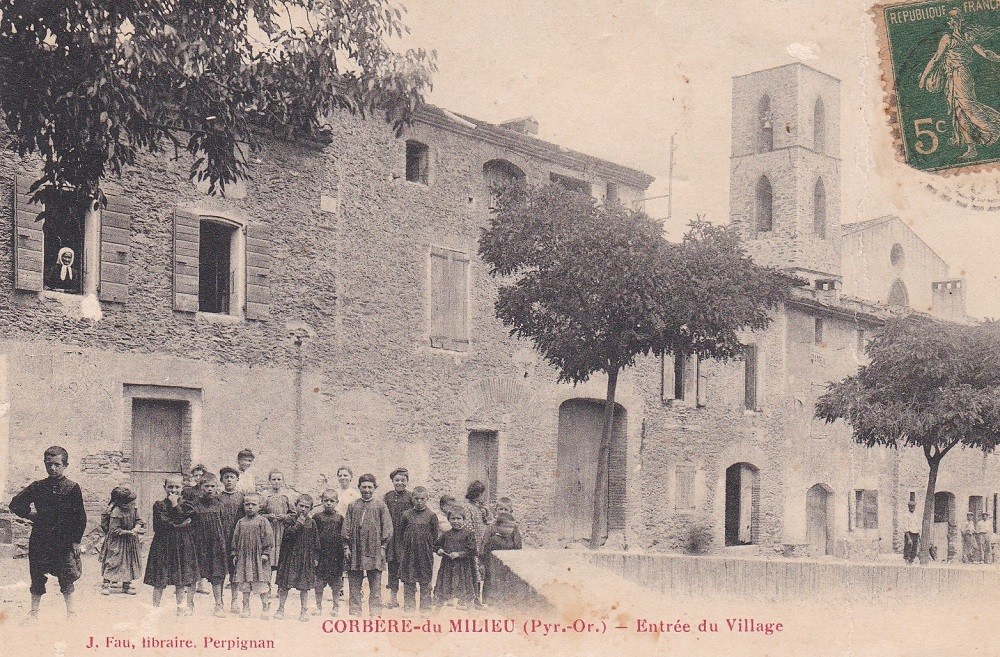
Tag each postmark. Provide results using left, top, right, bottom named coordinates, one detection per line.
left=873, top=0, right=1000, bottom=174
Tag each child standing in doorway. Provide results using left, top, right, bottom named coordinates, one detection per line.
left=232, top=493, right=274, bottom=619
left=143, top=474, right=199, bottom=615
left=99, top=486, right=143, bottom=596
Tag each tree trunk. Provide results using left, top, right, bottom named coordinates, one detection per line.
left=918, top=455, right=940, bottom=565
left=589, top=368, right=618, bottom=550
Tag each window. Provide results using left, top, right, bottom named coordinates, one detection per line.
left=754, top=176, right=773, bottom=232
left=674, top=353, right=686, bottom=401
left=405, top=140, right=429, bottom=184
left=813, top=98, right=826, bottom=153
left=12, top=175, right=133, bottom=302
left=933, top=491, right=951, bottom=523
left=813, top=178, right=826, bottom=238
left=665, top=353, right=699, bottom=403
left=483, top=159, right=525, bottom=209
left=888, top=279, right=909, bottom=307
left=814, top=317, right=824, bottom=346
left=550, top=172, right=592, bottom=195
left=852, top=489, right=878, bottom=530
left=430, top=246, right=470, bottom=351
left=744, top=345, right=759, bottom=411
left=606, top=182, right=620, bottom=205
left=969, top=495, right=984, bottom=515
left=198, top=220, right=238, bottom=314
left=909, top=491, right=917, bottom=505
left=675, top=465, right=696, bottom=512
left=890, top=243, right=904, bottom=267
left=758, top=95, right=773, bottom=153
left=172, top=210, right=270, bottom=319
left=41, top=193, right=85, bottom=294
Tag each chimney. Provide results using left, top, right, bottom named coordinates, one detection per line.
left=931, top=279, right=967, bottom=321
left=499, top=116, right=539, bottom=136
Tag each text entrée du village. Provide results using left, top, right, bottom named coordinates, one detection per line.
left=86, top=616, right=785, bottom=650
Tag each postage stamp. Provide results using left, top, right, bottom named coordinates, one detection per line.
left=873, top=0, right=1000, bottom=174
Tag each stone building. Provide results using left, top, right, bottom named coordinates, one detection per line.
left=637, top=63, right=999, bottom=560
left=0, top=104, right=653, bottom=552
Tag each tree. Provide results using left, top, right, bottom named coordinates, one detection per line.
left=816, top=316, right=1000, bottom=564
left=479, top=184, right=794, bottom=548
left=0, top=0, right=436, bottom=203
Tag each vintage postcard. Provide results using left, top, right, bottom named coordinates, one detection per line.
left=2, top=1, right=1000, bottom=657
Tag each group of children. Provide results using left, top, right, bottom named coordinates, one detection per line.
left=10, top=445, right=523, bottom=621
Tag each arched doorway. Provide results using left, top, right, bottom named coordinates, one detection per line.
left=724, top=462, right=760, bottom=546
left=556, top=399, right=627, bottom=543
left=806, top=483, right=834, bottom=556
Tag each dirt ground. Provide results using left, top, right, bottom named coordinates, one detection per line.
left=1, top=551, right=999, bottom=657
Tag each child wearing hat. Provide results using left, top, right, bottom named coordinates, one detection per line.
left=383, top=467, right=413, bottom=609
left=99, top=486, right=144, bottom=595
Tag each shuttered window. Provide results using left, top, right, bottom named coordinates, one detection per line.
left=675, top=465, right=696, bottom=512
left=12, top=175, right=131, bottom=302
left=851, top=489, right=878, bottom=530
left=430, top=246, right=469, bottom=351
left=172, top=209, right=270, bottom=319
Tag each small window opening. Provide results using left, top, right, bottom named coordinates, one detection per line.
left=406, top=140, right=430, bottom=184
left=814, top=317, right=824, bottom=346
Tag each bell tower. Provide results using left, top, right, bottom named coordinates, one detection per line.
left=730, top=63, right=842, bottom=281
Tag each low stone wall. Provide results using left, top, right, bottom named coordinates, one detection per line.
left=585, top=551, right=1000, bottom=602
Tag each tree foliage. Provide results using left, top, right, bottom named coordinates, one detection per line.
left=479, top=183, right=795, bottom=547
left=0, top=0, right=436, bottom=202
left=479, top=184, right=795, bottom=385
left=816, top=315, right=1000, bottom=563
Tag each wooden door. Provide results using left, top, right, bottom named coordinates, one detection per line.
left=738, top=464, right=755, bottom=544
left=467, top=431, right=499, bottom=506
left=555, top=399, right=626, bottom=543
left=806, top=484, right=831, bottom=556
left=132, top=399, right=186, bottom=524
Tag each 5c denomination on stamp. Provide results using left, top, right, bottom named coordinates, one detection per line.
left=874, top=0, right=1000, bottom=174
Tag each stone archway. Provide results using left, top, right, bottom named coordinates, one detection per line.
left=806, top=483, right=834, bottom=556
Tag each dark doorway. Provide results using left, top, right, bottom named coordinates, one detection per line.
left=467, top=430, right=499, bottom=507
left=132, top=399, right=187, bottom=524
left=725, top=463, right=759, bottom=546
left=806, top=483, right=833, bottom=556
left=556, top=399, right=627, bottom=543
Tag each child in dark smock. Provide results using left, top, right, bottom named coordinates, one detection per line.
left=191, top=474, right=230, bottom=616
left=219, top=467, right=246, bottom=613
left=399, top=486, right=438, bottom=615
left=434, top=509, right=478, bottom=610
left=143, top=474, right=199, bottom=615
left=232, top=493, right=274, bottom=619
left=313, top=489, right=345, bottom=616
left=481, top=512, right=522, bottom=604
left=275, top=494, right=320, bottom=621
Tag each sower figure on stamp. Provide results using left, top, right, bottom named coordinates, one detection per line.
left=342, top=474, right=393, bottom=617
left=920, top=8, right=1000, bottom=160
left=9, top=446, right=87, bottom=621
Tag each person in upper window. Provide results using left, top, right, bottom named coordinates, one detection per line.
left=44, top=247, right=81, bottom=294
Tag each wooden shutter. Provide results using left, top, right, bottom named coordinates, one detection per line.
left=675, top=465, right=696, bottom=512
left=99, top=194, right=132, bottom=303
left=172, top=209, right=200, bottom=312
left=449, top=253, right=469, bottom=351
left=245, top=222, right=271, bottom=319
left=12, top=175, right=44, bottom=292
left=744, top=345, right=758, bottom=410
left=430, top=248, right=448, bottom=348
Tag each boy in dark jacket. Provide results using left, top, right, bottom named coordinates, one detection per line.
left=10, top=446, right=87, bottom=620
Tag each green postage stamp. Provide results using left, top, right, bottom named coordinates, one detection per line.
left=874, top=0, right=1000, bottom=173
